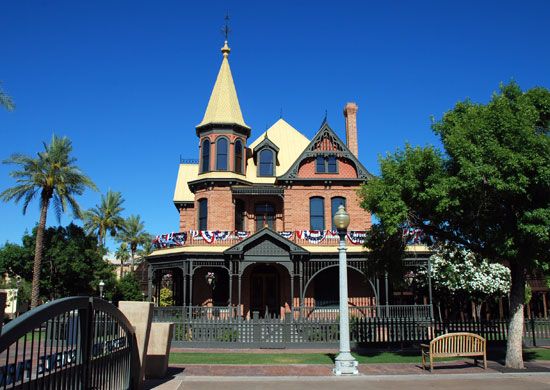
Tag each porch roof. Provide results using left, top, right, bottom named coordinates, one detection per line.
left=225, top=228, right=309, bottom=256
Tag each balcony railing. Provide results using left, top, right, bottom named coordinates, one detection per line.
left=152, top=230, right=368, bottom=249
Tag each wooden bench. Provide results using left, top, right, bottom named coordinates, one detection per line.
left=421, top=332, right=487, bottom=371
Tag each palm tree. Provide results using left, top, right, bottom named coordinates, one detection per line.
left=114, top=242, right=130, bottom=279
left=0, top=81, right=15, bottom=111
left=84, top=190, right=126, bottom=246
left=118, top=215, right=150, bottom=271
left=1, top=135, right=96, bottom=308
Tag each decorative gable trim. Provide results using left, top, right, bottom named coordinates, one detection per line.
left=224, top=228, right=309, bottom=256
left=278, top=121, right=374, bottom=181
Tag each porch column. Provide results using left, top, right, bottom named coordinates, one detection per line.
left=299, top=261, right=303, bottom=309
left=228, top=271, right=233, bottom=307
left=183, top=266, right=187, bottom=306
left=384, top=271, right=389, bottom=313
left=238, top=274, right=242, bottom=316
left=147, top=265, right=153, bottom=303
left=290, top=270, right=294, bottom=315
left=543, top=292, right=548, bottom=319
left=188, top=261, right=194, bottom=318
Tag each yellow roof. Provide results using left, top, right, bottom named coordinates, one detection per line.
left=197, top=41, right=250, bottom=129
left=149, top=246, right=230, bottom=257
left=245, top=118, right=310, bottom=183
left=173, top=163, right=198, bottom=203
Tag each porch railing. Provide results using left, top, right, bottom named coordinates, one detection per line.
left=153, top=304, right=432, bottom=321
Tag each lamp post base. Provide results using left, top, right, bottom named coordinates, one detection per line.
left=333, top=352, right=359, bottom=375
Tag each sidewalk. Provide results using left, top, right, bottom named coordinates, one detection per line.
left=145, top=360, right=550, bottom=389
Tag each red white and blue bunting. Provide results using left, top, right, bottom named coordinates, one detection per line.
left=152, top=232, right=187, bottom=248
left=346, top=231, right=367, bottom=245
left=152, top=229, right=373, bottom=248
left=402, top=227, right=425, bottom=245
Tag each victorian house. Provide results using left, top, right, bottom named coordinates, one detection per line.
left=146, top=40, right=431, bottom=318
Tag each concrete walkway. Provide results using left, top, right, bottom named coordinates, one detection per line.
left=145, top=361, right=550, bottom=390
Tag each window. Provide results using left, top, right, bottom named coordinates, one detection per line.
left=331, top=197, right=346, bottom=230
left=327, top=156, right=337, bottom=173
left=235, top=199, right=245, bottom=231
left=216, top=137, right=228, bottom=171
left=198, top=198, right=208, bottom=230
left=201, top=139, right=210, bottom=173
left=259, top=149, right=274, bottom=176
left=316, top=155, right=338, bottom=173
left=255, top=203, right=275, bottom=231
left=316, top=156, right=325, bottom=172
left=235, top=140, right=243, bottom=174
left=310, top=197, right=325, bottom=230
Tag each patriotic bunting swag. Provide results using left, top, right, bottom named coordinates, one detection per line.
left=296, top=230, right=327, bottom=244
left=152, top=232, right=187, bottom=249
left=278, top=231, right=294, bottom=240
left=152, top=229, right=378, bottom=247
left=346, top=231, right=367, bottom=245
left=402, top=227, right=425, bottom=245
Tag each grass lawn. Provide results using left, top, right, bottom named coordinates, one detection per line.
left=169, top=348, right=550, bottom=365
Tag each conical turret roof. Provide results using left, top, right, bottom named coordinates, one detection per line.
left=197, top=41, right=250, bottom=130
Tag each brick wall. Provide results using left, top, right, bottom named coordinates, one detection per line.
left=179, top=206, right=195, bottom=231
left=297, top=157, right=358, bottom=179
left=284, top=185, right=371, bottom=231
left=192, top=186, right=235, bottom=230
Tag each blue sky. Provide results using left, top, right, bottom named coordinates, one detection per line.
left=1, top=1, right=549, bottom=251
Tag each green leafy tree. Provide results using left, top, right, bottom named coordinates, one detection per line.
left=117, top=215, right=150, bottom=272
left=0, top=81, right=15, bottom=111
left=84, top=190, right=126, bottom=247
left=159, top=288, right=174, bottom=307
left=1, top=135, right=97, bottom=308
left=114, top=243, right=130, bottom=279
left=0, top=224, right=115, bottom=302
left=112, top=273, right=143, bottom=303
left=359, top=83, right=550, bottom=368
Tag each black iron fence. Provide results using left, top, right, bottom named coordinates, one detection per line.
left=153, top=307, right=550, bottom=348
left=0, top=297, right=140, bottom=389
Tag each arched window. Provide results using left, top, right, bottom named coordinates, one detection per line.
left=310, top=197, right=325, bottom=231
left=198, top=198, right=208, bottom=230
left=201, top=139, right=210, bottom=173
left=255, top=203, right=275, bottom=231
left=259, top=149, right=274, bottom=176
left=234, top=140, right=243, bottom=174
left=331, top=197, right=346, bottom=230
left=216, top=137, right=228, bottom=171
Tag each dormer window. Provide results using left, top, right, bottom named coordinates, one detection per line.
left=316, top=155, right=338, bottom=173
left=259, top=149, right=274, bottom=177
left=216, top=137, right=228, bottom=171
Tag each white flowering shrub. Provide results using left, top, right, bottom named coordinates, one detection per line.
left=416, top=245, right=511, bottom=319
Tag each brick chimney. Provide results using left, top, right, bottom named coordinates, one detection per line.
left=344, top=102, right=358, bottom=156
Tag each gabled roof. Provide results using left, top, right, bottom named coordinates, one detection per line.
left=224, top=228, right=309, bottom=256
left=196, top=41, right=250, bottom=131
left=278, top=121, right=374, bottom=181
left=245, top=119, right=310, bottom=183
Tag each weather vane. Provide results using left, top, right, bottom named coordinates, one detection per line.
left=222, top=12, right=231, bottom=41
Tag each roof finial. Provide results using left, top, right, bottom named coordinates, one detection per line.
left=221, top=12, right=231, bottom=58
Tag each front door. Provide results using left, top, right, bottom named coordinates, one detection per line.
left=250, top=266, right=279, bottom=316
